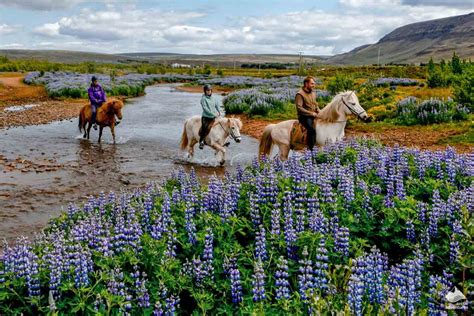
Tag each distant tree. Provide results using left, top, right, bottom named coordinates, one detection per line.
left=427, top=57, right=435, bottom=73
left=450, top=52, right=462, bottom=75
left=216, top=69, right=224, bottom=76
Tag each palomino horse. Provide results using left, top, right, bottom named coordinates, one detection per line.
left=78, top=99, right=123, bottom=144
left=180, top=116, right=243, bottom=165
left=259, top=91, right=370, bottom=160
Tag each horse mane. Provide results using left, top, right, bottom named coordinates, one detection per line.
left=103, top=99, right=123, bottom=114
left=317, top=91, right=352, bottom=123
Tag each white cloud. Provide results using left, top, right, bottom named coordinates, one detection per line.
left=0, top=0, right=136, bottom=11
left=0, top=23, right=18, bottom=35
left=0, top=43, right=24, bottom=48
left=17, top=3, right=474, bottom=55
left=33, top=22, right=60, bottom=37
left=0, top=0, right=85, bottom=11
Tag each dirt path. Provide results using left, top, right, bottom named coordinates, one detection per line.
left=235, top=114, right=472, bottom=153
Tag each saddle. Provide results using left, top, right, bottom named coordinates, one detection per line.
left=290, top=121, right=308, bottom=149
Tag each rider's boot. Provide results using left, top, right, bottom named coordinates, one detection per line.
left=92, top=112, right=98, bottom=130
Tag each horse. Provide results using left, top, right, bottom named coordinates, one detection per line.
left=180, top=116, right=243, bottom=166
left=78, top=99, right=123, bottom=144
left=259, top=91, right=371, bottom=160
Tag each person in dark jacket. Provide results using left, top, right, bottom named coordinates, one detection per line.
left=199, top=84, right=221, bottom=149
left=88, top=76, right=107, bottom=130
left=295, top=76, right=320, bottom=150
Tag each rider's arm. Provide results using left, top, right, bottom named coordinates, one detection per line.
left=295, top=94, right=316, bottom=116
left=88, top=87, right=98, bottom=103
left=215, top=99, right=221, bottom=116
left=101, top=86, right=107, bottom=103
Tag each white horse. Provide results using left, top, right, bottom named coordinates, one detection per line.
left=259, top=91, right=371, bottom=160
left=180, top=116, right=243, bottom=165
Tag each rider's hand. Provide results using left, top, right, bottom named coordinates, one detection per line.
left=312, top=112, right=318, bottom=118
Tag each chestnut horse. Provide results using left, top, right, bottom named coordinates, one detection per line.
left=78, top=99, right=123, bottom=143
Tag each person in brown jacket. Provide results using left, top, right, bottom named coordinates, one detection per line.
left=295, top=76, right=320, bottom=150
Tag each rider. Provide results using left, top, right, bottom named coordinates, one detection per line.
left=88, top=76, right=107, bottom=130
left=199, top=84, right=221, bottom=149
left=295, top=76, right=320, bottom=150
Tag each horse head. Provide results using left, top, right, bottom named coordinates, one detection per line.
left=339, top=91, right=370, bottom=122
left=228, top=117, right=242, bottom=143
left=107, top=99, right=123, bottom=120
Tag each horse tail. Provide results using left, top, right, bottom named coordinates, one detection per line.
left=180, top=120, right=189, bottom=150
left=259, top=125, right=274, bottom=159
left=78, top=108, right=83, bottom=133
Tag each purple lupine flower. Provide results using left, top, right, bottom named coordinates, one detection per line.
left=449, top=235, right=459, bottom=264
left=164, top=220, right=177, bottom=258
left=202, top=227, right=214, bottom=277
left=249, top=192, right=262, bottom=227
left=229, top=263, right=243, bottom=305
left=275, top=256, right=290, bottom=300
left=314, top=239, right=329, bottom=293
left=406, top=220, right=416, bottom=242
left=252, top=259, right=266, bottom=302
left=132, top=266, right=151, bottom=308
left=298, top=246, right=315, bottom=302
left=428, top=270, right=452, bottom=315
left=347, top=260, right=365, bottom=316
left=184, top=202, right=197, bottom=245
left=270, top=202, right=281, bottom=236
left=283, top=191, right=297, bottom=259
left=417, top=202, right=427, bottom=223
left=334, top=226, right=350, bottom=257
left=255, top=225, right=267, bottom=261
left=338, top=168, right=355, bottom=204
left=307, top=196, right=327, bottom=234
left=387, top=249, right=424, bottom=315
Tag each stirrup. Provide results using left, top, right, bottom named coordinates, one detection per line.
left=93, top=124, right=98, bottom=130
left=199, top=141, right=205, bottom=149
left=115, top=120, right=121, bottom=126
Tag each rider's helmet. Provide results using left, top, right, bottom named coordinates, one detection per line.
left=203, top=84, right=212, bottom=92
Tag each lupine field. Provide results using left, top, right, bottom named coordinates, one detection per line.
left=1, top=140, right=472, bottom=315
left=223, top=87, right=330, bottom=116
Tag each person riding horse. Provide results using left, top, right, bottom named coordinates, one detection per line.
left=296, top=76, right=320, bottom=150
left=199, top=84, right=221, bottom=149
left=88, top=76, right=110, bottom=130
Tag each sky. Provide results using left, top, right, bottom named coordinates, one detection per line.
left=0, top=0, right=472, bottom=56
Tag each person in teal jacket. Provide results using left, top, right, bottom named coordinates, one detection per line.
left=199, top=84, right=221, bottom=149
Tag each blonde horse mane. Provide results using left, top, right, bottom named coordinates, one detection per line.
left=317, top=91, right=352, bottom=123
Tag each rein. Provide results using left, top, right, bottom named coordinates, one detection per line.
left=218, top=119, right=239, bottom=141
left=340, top=93, right=367, bottom=120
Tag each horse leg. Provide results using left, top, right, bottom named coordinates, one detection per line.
left=277, top=144, right=290, bottom=161
left=86, top=122, right=92, bottom=140
left=211, top=144, right=226, bottom=166
left=98, top=126, right=103, bottom=143
left=110, top=125, right=116, bottom=144
left=188, top=139, right=197, bottom=158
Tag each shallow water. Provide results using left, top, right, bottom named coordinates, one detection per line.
left=0, top=84, right=258, bottom=243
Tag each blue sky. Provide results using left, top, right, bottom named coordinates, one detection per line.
left=0, top=0, right=472, bottom=55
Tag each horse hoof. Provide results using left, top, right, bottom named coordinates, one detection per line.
left=219, top=160, right=225, bottom=166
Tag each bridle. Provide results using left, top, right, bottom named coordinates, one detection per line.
left=340, top=92, right=367, bottom=120
left=218, top=119, right=241, bottom=142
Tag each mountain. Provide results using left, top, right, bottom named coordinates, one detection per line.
left=327, top=12, right=474, bottom=65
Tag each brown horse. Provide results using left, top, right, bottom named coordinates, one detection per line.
left=78, top=99, right=123, bottom=143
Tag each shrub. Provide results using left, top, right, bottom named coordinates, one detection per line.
left=326, top=74, right=354, bottom=95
